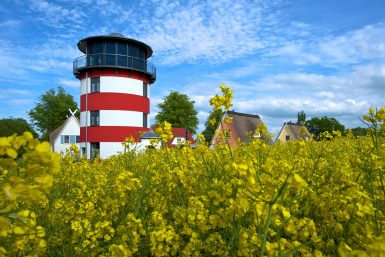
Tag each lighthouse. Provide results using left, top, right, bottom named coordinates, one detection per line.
left=73, top=33, right=156, bottom=158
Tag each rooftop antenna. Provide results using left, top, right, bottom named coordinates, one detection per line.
left=69, top=109, right=78, bottom=116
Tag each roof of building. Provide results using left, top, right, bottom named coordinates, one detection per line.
left=167, top=128, right=195, bottom=147
left=275, top=122, right=311, bottom=142
left=140, top=130, right=159, bottom=139
left=144, top=127, right=196, bottom=148
left=225, top=111, right=266, bottom=143
left=49, top=115, right=80, bottom=145
left=77, top=33, right=153, bottom=58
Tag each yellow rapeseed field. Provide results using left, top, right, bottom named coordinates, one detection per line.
left=1, top=86, right=385, bottom=256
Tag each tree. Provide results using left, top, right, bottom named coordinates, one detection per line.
left=305, top=116, right=345, bottom=139
left=202, top=109, right=223, bottom=143
left=297, top=110, right=306, bottom=125
left=0, top=118, right=38, bottom=137
left=155, top=91, right=199, bottom=134
left=350, top=127, right=368, bottom=137
left=29, top=87, right=78, bottom=140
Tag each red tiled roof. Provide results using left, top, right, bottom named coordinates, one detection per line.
left=150, top=126, right=195, bottom=147
left=167, top=128, right=195, bottom=147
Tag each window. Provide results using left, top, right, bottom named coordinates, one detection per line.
left=106, top=42, right=116, bottom=65
left=224, top=130, right=231, bottom=138
left=118, top=42, right=127, bottom=66
left=286, top=135, right=290, bottom=141
left=139, top=48, right=145, bottom=59
left=143, top=82, right=148, bottom=98
left=91, top=77, right=100, bottom=93
left=130, top=45, right=139, bottom=58
left=94, top=42, right=103, bottom=53
left=106, top=41, right=115, bottom=53
left=90, top=142, right=100, bottom=159
left=94, top=42, right=104, bottom=65
left=143, top=113, right=148, bottom=128
left=86, top=43, right=94, bottom=54
left=61, top=135, right=80, bottom=144
left=86, top=43, right=94, bottom=65
left=90, top=111, right=100, bottom=126
left=61, top=135, right=70, bottom=144
left=70, top=135, right=76, bottom=143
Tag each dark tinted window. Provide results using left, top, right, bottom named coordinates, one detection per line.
left=130, top=45, right=139, bottom=58
left=90, top=111, right=100, bottom=126
left=94, top=42, right=103, bottom=53
left=118, top=42, right=127, bottom=55
left=106, top=42, right=115, bottom=54
left=139, top=48, right=145, bottom=59
left=91, top=77, right=100, bottom=93
left=86, top=43, right=93, bottom=54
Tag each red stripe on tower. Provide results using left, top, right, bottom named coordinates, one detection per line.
left=80, top=93, right=149, bottom=113
left=80, top=126, right=145, bottom=142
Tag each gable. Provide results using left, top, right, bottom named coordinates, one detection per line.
left=49, top=116, right=80, bottom=144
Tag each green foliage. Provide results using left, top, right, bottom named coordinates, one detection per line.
left=28, top=87, right=78, bottom=141
left=297, top=110, right=306, bottom=125
left=0, top=117, right=37, bottom=137
left=305, top=116, right=345, bottom=139
left=155, top=91, right=198, bottom=134
left=202, top=110, right=222, bottom=143
left=350, top=127, right=368, bottom=137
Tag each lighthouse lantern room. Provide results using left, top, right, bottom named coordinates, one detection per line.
left=73, top=33, right=156, bottom=158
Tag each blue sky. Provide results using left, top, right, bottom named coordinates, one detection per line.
left=0, top=0, right=384, bottom=136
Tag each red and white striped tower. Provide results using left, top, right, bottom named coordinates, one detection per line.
left=73, top=33, right=156, bottom=158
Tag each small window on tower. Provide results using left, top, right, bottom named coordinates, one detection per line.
left=286, top=135, right=290, bottom=141
left=90, top=111, right=100, bottom=126
left=91, top=77, right=100, bottom=93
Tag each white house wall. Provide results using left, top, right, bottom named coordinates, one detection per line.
left=53, top=117, right=80, bottom=155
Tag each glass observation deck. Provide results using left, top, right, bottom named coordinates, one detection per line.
left=73, top=54, right=156, bottom=81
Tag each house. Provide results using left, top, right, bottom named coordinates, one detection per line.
left=138, top=129, right=161, bottom=149
left=210, top=110, right=270, bottom=147
left=49, top=110, right=80, bottom=154
left=275, top=122, right=312, bottom=143
left=168, top=128, right=195, bottom=148
left=140, top=127, right=196, bottom=148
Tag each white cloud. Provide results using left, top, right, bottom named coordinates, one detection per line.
left=58, top=78, right=79, bottom=88
left=133, top=0, right=275, bottom=65
left=0, top=20, right=21, bottom=29
left=0, top=89, right=32, bottom=99
left=317, top=91, right=335, bottom=99
left=320, top=24, right=385, bottom=64
left=267, top=23, right=385, bottom=67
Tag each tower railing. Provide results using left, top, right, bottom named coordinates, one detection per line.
left=73, top=54, right=156, bottom=80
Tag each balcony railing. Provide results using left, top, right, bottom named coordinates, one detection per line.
left=73, top=54, right=156, bottom=80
